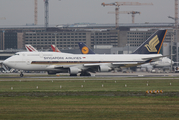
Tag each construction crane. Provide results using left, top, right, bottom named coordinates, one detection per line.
left=101, top=2, right=153, bottom=28
left=169, top=0, right=178, bottom=29
left=44, top=0, right=49, bottom=28
left=168, top=16, right=176, bottom=20
left=175, top=0, right=178, bottom=29
left=108, top=11, right=140, bottom=23
left=168, top=16, right=179, bottom=28
left=34, top=0, right=37, bottom=25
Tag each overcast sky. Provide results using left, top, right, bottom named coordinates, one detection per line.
left=0, top=0, right=176, bottom=26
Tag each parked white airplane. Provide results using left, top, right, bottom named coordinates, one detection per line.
left=138, top=57, right=174, bottom=71
left=3, top=30, right=167, bottom=77
left=26, top=44, right=61, bottom=52
left=143, top=57, right=173, bottom=67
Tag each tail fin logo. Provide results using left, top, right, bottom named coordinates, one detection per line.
left=81, top=46, right=89, bottom=54
left=145, top=35, right=159, bottom=52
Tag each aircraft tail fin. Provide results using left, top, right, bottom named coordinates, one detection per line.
left=51, top=45, right=61, bottom=52
left=25, top=44, right=38, bottom=52
left=132, top=30, right=167, bottom=54
left=78, top=42, right=95, bottom=54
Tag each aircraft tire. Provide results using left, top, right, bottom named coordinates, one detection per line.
left=20, top=73, right=24, bottom=77
left=86, top=73, right=91, bottom=76
left=70, top=74, right=77, bottom=76
left=80, top=72, right=91, bottom=76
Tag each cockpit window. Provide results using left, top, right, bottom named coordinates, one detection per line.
left=14, top=53, right=20, bottom=55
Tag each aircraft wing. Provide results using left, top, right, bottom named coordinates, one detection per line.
left=112, top=62, right=140, bottom=67
left=80, top=62, right=140, bottom=68
left=47, top=65, right=73, bottom=69
left=48, top=64, right=99, bottom=69
left=112, top=62, right=138, bottom=65
left=84, top=62, right=139, bottom=66
left=48, top=61, right=142, bottom=72
left=142, top=55, right=166, bottom=61
left=83, top=64, right=102, bottom=67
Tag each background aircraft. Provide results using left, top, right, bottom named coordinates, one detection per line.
left=25, top=44, right=38, bottom=52
left=51, top=45, right=61, bottom=52
left=136, top=57, right=174, bottom=72
left=78, top=42, right=95, bottom=54
left=27, top=43, right=93, bottom=54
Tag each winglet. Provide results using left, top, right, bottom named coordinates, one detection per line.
left=132, top=30, right=167, bottom=54
left=78, top=42, right=95, bottom=54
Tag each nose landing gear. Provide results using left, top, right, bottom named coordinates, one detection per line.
left=20, top=71, right=24, bottom=77
left=20, top=73, right=24, bottom=77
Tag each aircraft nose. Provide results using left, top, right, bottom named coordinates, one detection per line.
left=3, top=59, right=8, bottom=66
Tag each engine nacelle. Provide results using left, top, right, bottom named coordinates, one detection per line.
left=47, top=71, right=57, bottom=75
left=69, top=67, right=81, bottom=75
left=98, top=66, right=111, bottom=72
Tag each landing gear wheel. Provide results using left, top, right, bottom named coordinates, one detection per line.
left=70, top=74, right=77, bottom=76
left=80, top=72, right=91, bottom=76
left=20, top=73, right=24, bottom=77
left=86, top=72, right=91, bottom=76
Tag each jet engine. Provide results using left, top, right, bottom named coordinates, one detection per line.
left=98, top=66, right=111, bottom=72
left=69, top=67, right=81, bottom=75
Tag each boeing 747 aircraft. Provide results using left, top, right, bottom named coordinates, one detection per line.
left=3, top=30, right=167, bottom=77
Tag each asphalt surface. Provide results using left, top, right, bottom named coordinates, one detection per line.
left=0, top=72, right=179, bottom=79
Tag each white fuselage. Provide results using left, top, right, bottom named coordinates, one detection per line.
left=3, top=52, right=162, bottom=71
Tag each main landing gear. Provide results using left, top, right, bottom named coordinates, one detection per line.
left=69, top=72, right=91, bottom=76
left=80, top=71, right=91, bottom=76
left=70, top=74, right=77, bottom=76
